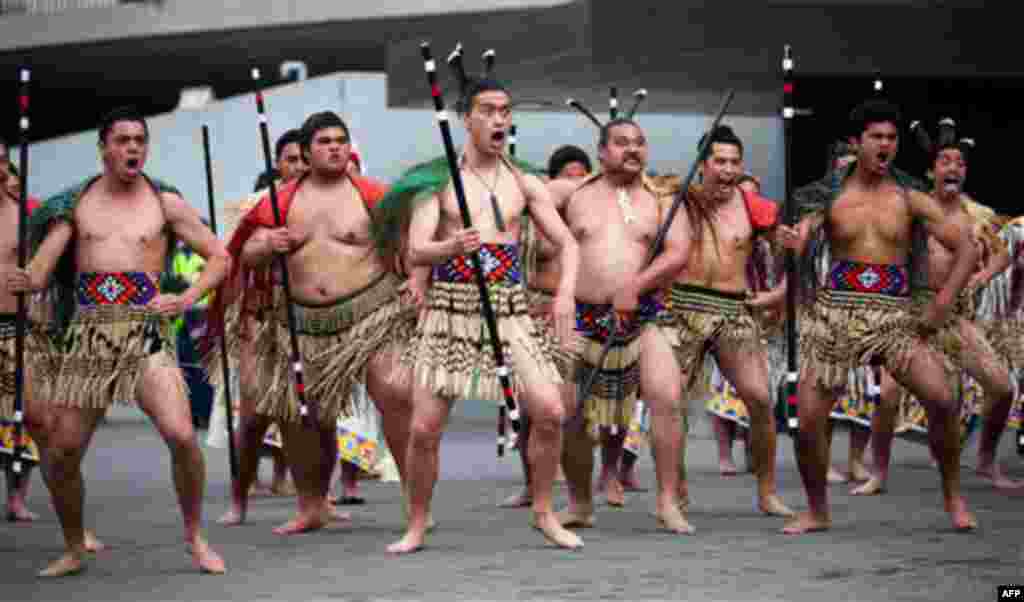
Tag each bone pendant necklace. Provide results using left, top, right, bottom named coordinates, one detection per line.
left=617, top=187, right=637, bottom=224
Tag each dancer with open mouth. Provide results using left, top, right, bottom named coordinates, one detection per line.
left=780, top=99, right=980, bottom=534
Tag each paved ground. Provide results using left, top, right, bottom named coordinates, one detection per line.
left=2, top=407, right=1022, bottom=602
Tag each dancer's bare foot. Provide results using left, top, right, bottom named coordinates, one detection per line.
left=556, top=506, right=595, bottom=528
left=38, top=549, right=85, bottom=578
left=758, top=495, right=795, bottom=517
left=84, top=530, right=105, bottom=553
left=977, top=462, right=1024, bottom=490
left=189, top=535, right=226, bottom=574
left=719, top=457, right=738, bottom=476
left=850, top=477, right=887, bottom=496
left=387, top=527, right=426, bottom=554
left=605, top=477, right=625, bottom=507
left=217, top=505, right=245, bottom=526
left=499, top=491, right=532, bottom=508
left=849, top=460, right=872, bottom=483
left=533, top=511, right=584, bottom=549
left=781, top=511, right=831, bottom=535
left=323, top=502, right=352, bottom=524
left=827, top=467, right=848, bottom=484
left=655, top=503, right=695, bottom=534
left=945, top=496, right=978, bottom=531
left=273, top=510, right=326, bottom=535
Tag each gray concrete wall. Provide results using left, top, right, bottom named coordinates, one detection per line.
left=0, top=0, right=571, bottom=51
left=16, top=71, right=784, bottom=221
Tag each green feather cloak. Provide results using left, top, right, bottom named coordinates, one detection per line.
left=371, top=155, right=545, bottom=258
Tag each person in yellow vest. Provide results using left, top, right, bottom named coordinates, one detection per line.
left=169, top=229, right=214, bottom=428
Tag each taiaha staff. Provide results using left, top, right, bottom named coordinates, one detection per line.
left=609, top=86, right=618, bottom=120
left=10, top=67, right=30, bottom=484
left=421, top=41, right=521, bottom=457
left=250, top=69, right=315, bottom=428
left=201, top=125, right=239, bottom=479
left=509, top=124, right=517, bottom=158
left=577, top=88, right=736, bottom=404
left=781, top=45, right=799, bottom=431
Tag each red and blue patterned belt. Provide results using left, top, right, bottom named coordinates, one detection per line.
left=76, top=271, right=160, bottom=307
left=432, top=243, right=521, bottom=286
left=826, top=260, right=909, bottom=297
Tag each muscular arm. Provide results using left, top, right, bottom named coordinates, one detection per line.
left=908, top=189, right=979, bottom=305
left=632, top=197, right=691, bottom=295
left=24, top=220, right=74, bottom=291
left=407, top=194, right=458, bottom=267
left=524, top=174, right=578, bottom=299
left=162, top=192, right=232, bottom=305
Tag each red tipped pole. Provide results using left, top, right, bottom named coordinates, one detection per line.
left=250, top=69, right=316, bottom=428
left=421, top=42, right=521, bottom=457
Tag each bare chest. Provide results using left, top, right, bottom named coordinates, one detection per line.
left=829, top=189, right=909, bottom=246
left=75, top=194, right=166, bottom=250
left=0, top=204, right=22, bottom=263
left=705, top=200, right=753, bottom=252
left=441, top=174, right=525, bottom=233
left=569, top=187, right=660, bottom=243
left=288, top=188, right=372, bottom=245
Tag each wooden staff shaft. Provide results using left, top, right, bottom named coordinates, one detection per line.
left=421, top=42, right=521, bottom=457
left=251, top=72, right=315, bottom=428
left=200, top=125, right=239, bottom=478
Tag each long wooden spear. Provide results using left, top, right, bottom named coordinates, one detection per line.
left=200, top=125, right=238, bottom=479
left=250, top=69, right=315, bottom=428
left=420, top=42, right=521, bottom=457
left=9, top=67, right=30, bottom=486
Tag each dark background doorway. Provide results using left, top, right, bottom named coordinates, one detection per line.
left=792, top=76, right=1023, bottom=216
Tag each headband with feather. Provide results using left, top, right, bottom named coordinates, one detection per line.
left=911, top=117, right=974, bottom=164
left=447, top=43, right=507, bottom=115
left=566, top=87, right=648, bottom=129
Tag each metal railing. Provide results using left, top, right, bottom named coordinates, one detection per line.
left=0, top=0, right=161, bottom=15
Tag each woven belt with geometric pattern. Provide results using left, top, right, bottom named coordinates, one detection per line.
left=76, top=271, right=160, bottom=307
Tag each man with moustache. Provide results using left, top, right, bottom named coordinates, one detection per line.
left=548, top=117, right=693, bottom=533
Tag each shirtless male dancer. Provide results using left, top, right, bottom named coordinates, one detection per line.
left=0, top=140, right=43, bottom=522
left=213, top=111, right=418, bottom=535
left=388, top=59, right=582, bottom=552
left=13, top=106, right=228, bottom=576
left=500, top=144, right=591, bottom=509
left=853, top=122, right=1019, bottom=495
left=779, top=99, right=979, bottom=534
left=549, top=117, right=693, bottom=533
left=663, top=125, right=794, bottom=519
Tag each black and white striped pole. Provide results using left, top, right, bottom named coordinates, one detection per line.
left=782, top=45, right=800, bottom=432
left=421, top=42, right=521, bottom=457
left=10, top=67, right=31, bottom=484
